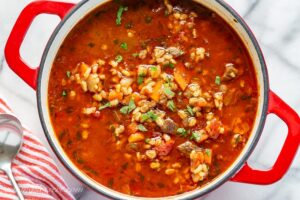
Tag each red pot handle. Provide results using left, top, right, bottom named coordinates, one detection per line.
left=4, top=0, right=75, bottom=90
left=232, top=90, right=300, bottom=184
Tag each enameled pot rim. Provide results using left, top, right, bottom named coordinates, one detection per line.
left=37, top=0, right=269, bottom=199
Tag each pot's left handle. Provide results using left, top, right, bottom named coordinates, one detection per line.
left=5, top=0, right=75, bottom=90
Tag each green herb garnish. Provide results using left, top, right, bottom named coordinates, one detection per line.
left=139, top=173, right=145, bottom=182
left=141, top=114, right=149, bottom=122
left=177, top=128, right=188, bottom=137
left=137, top=76, right=144, bottom=85
left=66, top=71, right=71, bottom=78
left=132, top=53, right=139, bottom=57
left=164, top=87, right=175, bottom=98
left=137, top=124, right=148, bottom=132
left=147, top=111, right=158, bottom=121
left=119, top=106, right=128, bottom=114
left=141, top=110, right=157, bottom=122
left=73, top=151, right=84, bottom=164
left=164, top=10, right=169, bottom=16
left=99, top=102, right=111, bottom=110
left=150, top=66, right=157, bottom=72
left=167, top=100, right=176, bottom=112
left=163, top=62, right=175, bottom=69
left=186, top=105, right=194, bottom=116
left=144, top=16, right=152, bottom=24
left=116, top=5, right=128, bottom=26
left=137, top=73, right=146, bottom=85
left=120, top=99, right=136, bottom=114
left=120, top=42, right=128, bottom=50
left=205, top=149, right=211, bottom=156
left=234, top=134, right=241, bottom=145
left=109, top=124, right=116, bottom=132
left=84, top=166, right=98, bottom=175
left=215, top=76, right=221, bottom=85
left=190, top=131, right=201, bottom=141
left=145, top=138, right=150, bottom=143
left=115, top=55, right=123, bottom=63
left=62, top=90, right=67, bottom=97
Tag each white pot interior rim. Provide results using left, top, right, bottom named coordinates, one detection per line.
left=37, top=0, right=269, bottom=199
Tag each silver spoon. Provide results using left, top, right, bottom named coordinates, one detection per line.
left=0, top=114, right=24, bottom=200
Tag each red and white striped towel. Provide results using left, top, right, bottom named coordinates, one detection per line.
left=0, top=98, right=74, bottom=200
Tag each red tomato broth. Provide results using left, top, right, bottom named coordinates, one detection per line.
left=48, top=0, right=258, bottom=197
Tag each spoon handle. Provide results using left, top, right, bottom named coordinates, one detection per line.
left=4, top=167, right=25, bottom=200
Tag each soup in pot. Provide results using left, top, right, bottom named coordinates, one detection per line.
left=48, top=0, right=258, bottom=197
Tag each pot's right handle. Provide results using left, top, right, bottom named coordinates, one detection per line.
left=232, top=90, right=300, bottom=184
left=4, top=0, right=75, bottom=90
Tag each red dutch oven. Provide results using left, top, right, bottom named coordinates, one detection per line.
left=4, top=0, right=300, bottom=199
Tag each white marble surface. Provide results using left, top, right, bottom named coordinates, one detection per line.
left=1, top=0, right=299, bottom=199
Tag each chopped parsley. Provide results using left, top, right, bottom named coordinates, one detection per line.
left=141, top=110, right=157, bottom=122
left=132, top=53, right=139, bottom=57
left=164, top=10, right=170, bottom=16
left=137, top=76, right=144, bottom=85
left=99, top=102, right=111, bottom=110
left=167, top=100, right=176, bottom=112
left=62, top=90, right=67, bottom=97
left=120, top=99, right=136, bottom=114
left=115, top=55, right=123, bottom=63
left=120, top=42, right=128, bottom=50
left=234, top=134, right=241, bottom=145
left=164, top=87, right=175, bottom=98
left=215, top=76, right=221, bottom=85
left=190, top=131, right=201, bottom=141
left=141, top=114, right=148, bottom=122
left=137, top=73, right=146, bottom=85
left=109, top=124, right=116, bottom=132
left=177, top=128, right=188, bottom=137
left=66, top=71, right=71, bottom=78
left=163, top=62, right=175, bottom=69
left=186, top=105, right=194, bottom=116
left=116, top=5, right=128, bottom=26
left=119, top=106, right=128, bottom=114
left=145, top=138, right=150, bottom=143
left=137, top=124, right=148, bottom=132
left=205, top=149, right=212, bottom=156
left=150, top=66, right=157, bottom=72
left=148, top=111, right=158, bottom=120
left=139, top=173, right=145, bottom=182
left=144, top=16, right=152, bottom=24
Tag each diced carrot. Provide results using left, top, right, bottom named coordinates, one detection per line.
left=174, top=67, right=189, bottom=90
left=204, top=149, right=212, bottom=165
left=79, top=62, right=91, bottom=78
left=108, top=90, right=123, bottom=101
left=150, top=80, right=163, bottom=101
left=132, top=92, right=142, bottom=104
left=128, top=133, right=145, bottom=143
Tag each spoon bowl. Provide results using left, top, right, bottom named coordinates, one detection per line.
left=0, top=114, right=24, bottom=200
